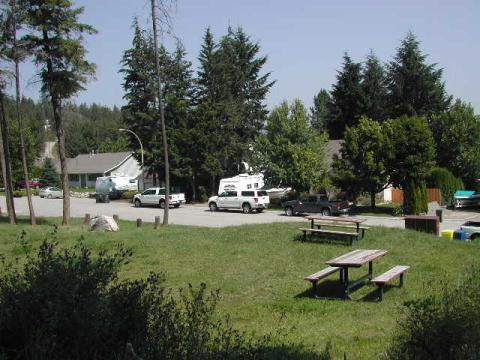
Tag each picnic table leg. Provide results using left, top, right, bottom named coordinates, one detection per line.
left=343, top=267, right=350, bottom=299
left=368, top=261, right=373, bottom=281
left=339, top=268, right=344, bottom=283
left=378, top=284, right=384, bottom=301
left=400, top=273, right=404, bottom=287
left=310, top=218, right=314, bottom=229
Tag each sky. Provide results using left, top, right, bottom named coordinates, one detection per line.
left=18, top=0, right=480, bottom=112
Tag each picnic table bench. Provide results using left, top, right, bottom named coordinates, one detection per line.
left=301, top=215, right=367, bottom=244
left=372, top=265, right=410, bottom=301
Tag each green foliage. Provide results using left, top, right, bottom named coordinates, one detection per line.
left=361, top=51, right=388, bottom=122
left=428, top=167, right=464, bottom=206
left=40, top=157, right=59, bottom=186
left=387, top=268, right=480, bottom=359
left=310, top=89, right=331, bottom=132
left=384, top=115, right=436, bottom=189
left=12, top=189, right=26, bottom=197
left=429, top=100, right=480, bottom=187
left=332, top=117, right=390, bottom=208
left=121, top=190, right=138, bottom=200
left=387, top=32, right=451, bottom=118
left=251, top=100, right=328, bottom=192
left=403, top=181, right=428, bottom=215
left=327, top=53, right=363, bottom=139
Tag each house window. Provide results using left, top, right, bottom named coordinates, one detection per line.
left=254, top=183, right=259, bottom=188
left=247, top=184, right=252, bottom=189
left=68, top=174, right=79, bottom=182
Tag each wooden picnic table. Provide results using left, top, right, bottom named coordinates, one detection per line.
left=306, top=215, right=365, bottom=235
left=326, top=249, right=388, bottom=299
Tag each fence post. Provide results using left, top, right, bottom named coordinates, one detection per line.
left=84, top=213, right=91, bottom=224
left=136, top=218, right=142, bottom=228
left=154, top=216, right=161, bottom=229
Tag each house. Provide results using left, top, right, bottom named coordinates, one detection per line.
left=56, top=151, right=142, bottom=188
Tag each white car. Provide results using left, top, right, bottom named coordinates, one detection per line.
left=39, top=186, right=63, bottom=199
left=133, top=187, right=186, bottom=208
left=208, top=190, right=269, bottom=214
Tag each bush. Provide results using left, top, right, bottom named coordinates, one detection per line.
left=403, top=181, right=428, bottom=215
left=121, top=190, right=138, bottom=200
left=428, top=167, right=464, bottom=206
left=0, top=230, right=331, bottom=360
left=386, top=268, right=480, bottom=359
left=13, top=190, right=26, bottom=198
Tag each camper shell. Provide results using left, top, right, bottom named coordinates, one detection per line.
left=218, top=173, right=265, bottom=194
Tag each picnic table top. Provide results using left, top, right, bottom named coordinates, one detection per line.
left=326, top=249, right=388, bottom=267
left=305, top=215, right=365, bottom=224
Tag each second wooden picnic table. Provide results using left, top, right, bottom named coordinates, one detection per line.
left=326, top=249, right=388, bottom=299
left=305, top=215, right=365, bottom=233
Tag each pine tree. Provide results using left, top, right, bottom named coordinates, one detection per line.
left=387, top=32, right=451, bottom=118
left=361, top=51, right=388, bottom=121
left=310, top=89, right=330, bottom=131
left=41, top=157, right=59, bottom=186
left=25, top=0, right=97, bottom=225
left=327, top=53, right=363, bottom=139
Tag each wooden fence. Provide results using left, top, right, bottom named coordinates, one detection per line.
left=391, top=188, right=441, bottom=204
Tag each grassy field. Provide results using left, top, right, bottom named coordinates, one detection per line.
left=0, top=217, right=478, bottom=358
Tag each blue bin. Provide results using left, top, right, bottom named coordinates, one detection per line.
left=454, top=230, right=468, bottom=241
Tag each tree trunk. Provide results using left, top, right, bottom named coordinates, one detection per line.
left=370, top=191, right=376, bottom=209
left=14, top=32, right=36, bottom=225
left=0, top=90, right=16, bottom=224
left=151, top=0, right=170, bottom=225
left=190, top=173, right=196, bottom=203
left=51, top=94, right=70, bottom=225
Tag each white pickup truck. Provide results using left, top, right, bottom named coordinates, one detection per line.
left=133, top=187, right=185, bottom=208
left=208, top=190, right=269, bottom=213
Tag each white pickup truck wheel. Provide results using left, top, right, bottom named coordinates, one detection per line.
left=209, top=202, right=217, bottom=212
left=242, top=203, right=251, bottom=214
left=159, top=200, right=165, bottom=209
left=134, top=199, right=141, bottom=208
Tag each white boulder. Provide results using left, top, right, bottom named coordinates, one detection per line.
left=89, top=215, right=119, bottom=232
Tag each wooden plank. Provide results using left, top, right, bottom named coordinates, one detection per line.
left=372, top=265, right=410, bottom=284
left=316, top=223, right=370, bottom=230
left=326, top=249, right=388, bottom=267
left=304, top=266, right=341, bottom=282
left=299, top=228, right=358, bottom=236
left=305, top=215, right=365, bottom=224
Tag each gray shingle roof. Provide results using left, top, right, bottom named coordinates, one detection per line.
left=56, top=152, right=132, bottom=174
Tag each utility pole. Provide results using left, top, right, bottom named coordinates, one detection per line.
left=150, top=0, right=170, bottom=224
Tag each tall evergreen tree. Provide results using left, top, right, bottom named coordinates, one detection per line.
left=387, top=32, right=451, bottom=118
left=361, top=51, right=388, bottom=121
left=327, top=53, right=363, bottom=139
left=310, top=89, right=330, bottom=131
left=25, top=0, right=96, bottom=225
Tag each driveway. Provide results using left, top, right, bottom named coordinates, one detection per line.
left=1, top=196, right=479, bottom=230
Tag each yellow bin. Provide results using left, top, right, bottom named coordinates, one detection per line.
left=441, top=229, right=454, bottom=239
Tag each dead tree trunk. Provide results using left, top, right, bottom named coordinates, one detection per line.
left=150, top=0, right=170, bottom=225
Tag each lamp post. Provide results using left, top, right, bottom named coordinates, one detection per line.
left=119, top=128, right=144, bottom=191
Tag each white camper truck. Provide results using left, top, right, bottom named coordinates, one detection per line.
left=218, top=173, right=265, bottom=194
left=95, top=176, right=138, bottom=202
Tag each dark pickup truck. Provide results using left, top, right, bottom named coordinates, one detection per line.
left=283, top=194, right=350, bottom=216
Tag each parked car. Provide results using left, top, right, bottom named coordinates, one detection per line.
left=459, top=221, right=480, bottom=240
left=39, top=186, right=63, bottom=199
left=14, top=178, right=47, bottom=190
left=133, top=187, right=185, bottom=208
left=282, top=194, right=350, bottom=216
left=208, top=190, right=270, bottom=214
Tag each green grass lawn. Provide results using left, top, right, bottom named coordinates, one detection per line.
left=0, top=217, right=478, bottom=358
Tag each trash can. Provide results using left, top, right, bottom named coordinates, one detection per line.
left=454, top=230, right=468, bottom=241
left=441, top=229, right=454, bottom=239
left=436, top=209, right=443, bottom=223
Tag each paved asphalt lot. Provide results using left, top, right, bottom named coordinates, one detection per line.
left=1, top=196, right=479, bottom=230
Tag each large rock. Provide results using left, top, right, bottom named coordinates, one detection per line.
left=89, top=215, right=119, bottom=232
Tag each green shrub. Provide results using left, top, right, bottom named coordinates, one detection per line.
left=428, top=167, right=465, bottom=206
left=121, top=190, right=138, bottom=200
left=404, top=181, right=428, bottom=215
left=13, top=190, right=26, bottom=198
left=0, top=231, right=331, bottom=360
left=387, top=268, right=480, bottom=359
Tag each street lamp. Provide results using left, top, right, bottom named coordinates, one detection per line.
left=119, top=128, right=144, bottom=191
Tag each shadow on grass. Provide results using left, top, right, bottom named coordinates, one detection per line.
left=0, top=216, right=58, bottom=226
left=293, top=233, right=353, bottom=246
left=350, top=205, right=396, bottom=216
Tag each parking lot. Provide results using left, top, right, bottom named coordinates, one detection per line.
left=1, top=196, right=479, bottom=229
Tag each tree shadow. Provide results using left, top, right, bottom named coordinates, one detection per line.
left=295, top=279, right=347, bottom=300
left=0, top=216, right=55, bottom=226
left=293, top=233, right=353, bottom=246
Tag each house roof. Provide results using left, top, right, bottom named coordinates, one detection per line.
left=326, top=140, right=344, bottom=170
left=57, top=152, right=132, bottom=174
